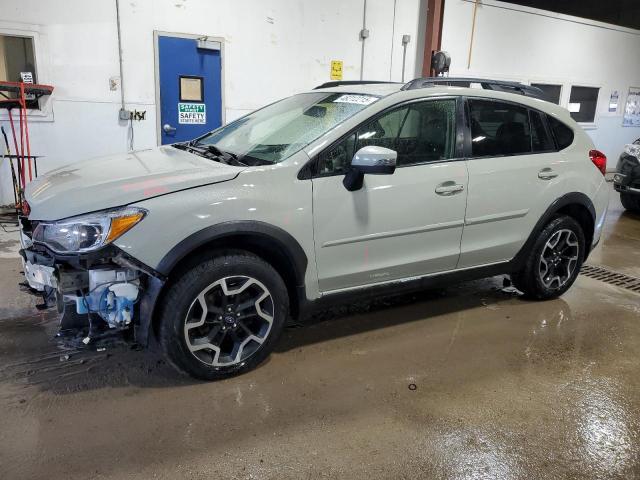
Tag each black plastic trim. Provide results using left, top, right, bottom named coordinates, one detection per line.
left=510, top=192, right=596, bottom=269
left=155, top=220, right=308, bottom=285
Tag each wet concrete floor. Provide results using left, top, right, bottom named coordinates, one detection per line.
left=1, top=186, right=639, bottom=479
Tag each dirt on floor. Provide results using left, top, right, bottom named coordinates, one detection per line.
left=0, top=186, right=639, bottom=480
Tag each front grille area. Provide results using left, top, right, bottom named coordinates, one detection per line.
left=580, top=264, right=640, bottom=293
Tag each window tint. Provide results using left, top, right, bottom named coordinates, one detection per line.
left=316, top=133, right=356, bottom=176
left=568, top=86, right=599, bottom=123
left=468, top=100, right=531, bottom=157
left=530, top=110, right=554, bottom=152
left=357, top=99, right=457, bottom=166
left=316, top=99, right=457, bottom=175
left=531, top=83, right=562, bottom=104
left=547, top=115, right=574, bottom=150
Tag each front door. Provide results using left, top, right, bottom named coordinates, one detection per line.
left=312, top=98, right=468, bottom=292
left=157, top=34, right=223, bottom=144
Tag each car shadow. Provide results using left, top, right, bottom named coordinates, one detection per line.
left=0, top=276, right=527, bottom=395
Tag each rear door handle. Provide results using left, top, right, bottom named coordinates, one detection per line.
left=538, top=168, right=558, bottom=180
left=435, top=182, right=465, bottom=195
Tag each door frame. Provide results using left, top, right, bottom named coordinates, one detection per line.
left=153, top=31, right=226, bottom=146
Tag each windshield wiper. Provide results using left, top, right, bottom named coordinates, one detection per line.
left=204, top=145, right=247, bottom=166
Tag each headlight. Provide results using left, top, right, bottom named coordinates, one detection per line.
left=32, top=207, right=146, bottom=253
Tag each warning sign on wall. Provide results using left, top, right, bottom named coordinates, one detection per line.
left=330, top=60, right=343, bottom=81
left=178, top=103, right=206, bottom=124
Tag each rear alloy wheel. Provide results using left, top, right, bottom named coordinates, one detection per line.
left=537, top=229, right=580, bottom=290
left=511, top=215, right=585, bottom=300
left=158, top=252, right=288, bottom=380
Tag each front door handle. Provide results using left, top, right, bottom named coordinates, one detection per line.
left=538, top=168, right=558, bottom=180
left=435, top=182, right=465, bottom=195
left=163, top=123, right=177, bottom=135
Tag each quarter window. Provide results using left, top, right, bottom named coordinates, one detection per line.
left=547, top=115, right=574, bottom=150
left=468, top=99, right=531, bottom=157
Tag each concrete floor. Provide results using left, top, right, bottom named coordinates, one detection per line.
left=1, top=186, right=639, bottom=479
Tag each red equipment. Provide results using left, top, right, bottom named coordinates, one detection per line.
left=0, top=80, right=54, bottom=211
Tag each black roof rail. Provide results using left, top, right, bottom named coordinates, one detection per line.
left=314, top=80, right=400, bottom=90
left=401, top=77, right=545, bottom=99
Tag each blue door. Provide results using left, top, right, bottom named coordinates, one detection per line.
left=157, top=35, right=222, bottom=144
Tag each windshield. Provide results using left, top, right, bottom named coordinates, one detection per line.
left=193, top=92, right=380, bottom=164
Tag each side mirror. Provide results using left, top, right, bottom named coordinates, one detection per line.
left=343, top=146, right=397, bottom=191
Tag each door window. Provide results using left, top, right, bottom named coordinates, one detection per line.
left=316, top=99, right=457, bottom=175
left=530, top=110, right=555, bottom=152
left=468, top=99, right=532, bottom=157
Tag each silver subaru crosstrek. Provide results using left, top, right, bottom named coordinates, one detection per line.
left=20, top=78, right=609, bottom=380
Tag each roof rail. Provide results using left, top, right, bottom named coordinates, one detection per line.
left=401, top=77, right=545, bottom=99
left=314, top=80, right=400, bottom=90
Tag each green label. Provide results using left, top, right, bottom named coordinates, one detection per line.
left=178, top=103, right=206, bottom=124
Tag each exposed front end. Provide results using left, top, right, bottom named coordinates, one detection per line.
left=19, top=210, right=164, bottom=348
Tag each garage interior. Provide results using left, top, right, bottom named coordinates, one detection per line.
left=1, top=0, right=640, bottom=478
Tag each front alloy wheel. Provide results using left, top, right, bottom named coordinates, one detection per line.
left=158, top=252, right=288, bottom=380
left=184, top=276, right=274, bottom=367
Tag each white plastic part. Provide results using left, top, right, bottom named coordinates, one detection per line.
left=109, top=282, right=139, bottom=301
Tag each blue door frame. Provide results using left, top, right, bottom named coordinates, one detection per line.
left=155, top=33, right=223, bottom=145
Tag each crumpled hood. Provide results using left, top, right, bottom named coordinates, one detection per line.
left=25, top=146, right=245, bottom=220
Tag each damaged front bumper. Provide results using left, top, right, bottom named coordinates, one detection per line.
left=19, top=226, right=165, bottom=348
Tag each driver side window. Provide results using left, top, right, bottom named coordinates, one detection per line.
left=315, top=99, right=457, bottom=176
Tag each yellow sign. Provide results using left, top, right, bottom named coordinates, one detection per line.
left=330, top=60, right=343, bottom=81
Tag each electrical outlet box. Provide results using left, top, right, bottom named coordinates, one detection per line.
left=118, top=108, right=131, bottom=121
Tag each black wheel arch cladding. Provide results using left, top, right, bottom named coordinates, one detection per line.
left=511, top=192, right=596, bottom=270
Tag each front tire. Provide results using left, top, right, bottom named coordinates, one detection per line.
left=511, top=215, right=585, bottom=300
left=157, top=251, right=289, bottom=380
left=621, top=193, right=640, bottom=212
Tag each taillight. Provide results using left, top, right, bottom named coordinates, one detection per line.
left=589, top=149, right=607, bottom=176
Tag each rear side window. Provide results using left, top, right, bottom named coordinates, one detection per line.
left=530, top=110, right=554, bottom=152
left=468, top=99, right=531, bottom=157
left=547, top=115, right=574, bottom=150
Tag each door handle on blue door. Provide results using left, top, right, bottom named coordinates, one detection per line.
left=538, top=168, right=558, bottom=180
left=163, top=123, right=176, bottom=135
left=435, top=182, right=465, bottom=195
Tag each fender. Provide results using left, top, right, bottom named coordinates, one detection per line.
left=156, top=220, right=308, bottom=284
left=510, top=192, right=596, bottom=270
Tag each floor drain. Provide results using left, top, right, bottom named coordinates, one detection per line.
left=580, top=264, right=640, bottom=293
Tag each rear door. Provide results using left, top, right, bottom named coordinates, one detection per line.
left=156, top=34, right=223, bottom=144
left=311, top=98, right=469, bottom=292
left=459, top=98, right=563, bottom=268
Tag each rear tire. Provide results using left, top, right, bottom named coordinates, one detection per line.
left=157, top=251, right=288, bottom=380
left=511, top=215, right=585, bottom=300
left=621, top=193, right=640, bottom=212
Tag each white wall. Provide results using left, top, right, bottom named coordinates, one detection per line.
left=0, top=0, right=424, bottom=205
left=441, top=0, right=640, bottom=169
